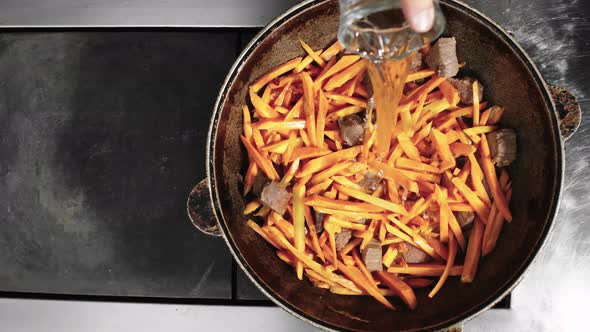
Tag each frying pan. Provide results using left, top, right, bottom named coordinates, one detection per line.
left=187, top=0, right=582, bottom=330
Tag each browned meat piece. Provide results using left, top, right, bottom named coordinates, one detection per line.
left=408, top=51, right=423, bottom=73
left=252, top=173, right=269, bottom=196
left=425, top=37, right=459, bottom=78
left=487, top=129, right=517, bottom=167
left=448, top=77, right=484, bottom=105
left=313, top=209, right=324, bottom=233
left=401, top=243, right=430, bottom=264
left=362, top=239, right=382, bottom=272
left=335, top=229, right=352, bottom=251
left=360, top=170, right=383, bottom=194
left=338, top=114, right=366, bottom=146
left=260, top=181, right=291, bottom=215
left=455, top=211, right=475, bottom=228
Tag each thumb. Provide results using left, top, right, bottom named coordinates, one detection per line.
left=401, top=0, right=435, bottom=33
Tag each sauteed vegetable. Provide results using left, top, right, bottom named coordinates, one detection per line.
left=240, top=37, right=516, bottom=310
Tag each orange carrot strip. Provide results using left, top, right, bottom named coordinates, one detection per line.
left=452, top=177, right=490, bottom=222
left=306, top=179, right=334, bottom=196
left=326, top=105, right=363, bottom=123
left=250, top=89, right=280, bottom=119
left=480, top=134, right=513, bottom=222
left=254, top=120, right=306, bottom=131
left=243, top=106, right=253, bottom=139
left=431, top=128, right=456, bottom=171
left=370, top=160, right=419, bottom=193
left=397, top=133, right=422, bottom=162
left=324, top=60, right=367, bottom=91
left=293, top=183, right=306, bottom=280
left=310, top=162, right=353, bottom=185
left=439, top=79, right=461, bottom=106
left=298, top=146, right=362, bottom=177
left=352, top=249, right=377, bottom=284
left=326, top=217, right=368, bottom=231
left=395, top=157, right=440, bottom=174
left=317, top=89, right=328, bottom=148
left=303, top=205, right=325, bottom=262
left=305, top=195, right=385, bottom=213
left=300, top=72, right=317, bottom=147
left=243, top=200, right=262, bottom=215
left=387, top=264, right=463, bottom=277
left=332, top=175, right=364, bottom=191
left=240, top=135, right=279, bottom=180
left=243, top=161, right=257, bottom=196
left=403, top=76, right=446, bottom=104
left=283, top=132, right=297, bottom=166
left=463, top=126, right=497, bottom=136
left=428, top=232, right=457, bottom=298
left=482, top=186, right=512, bottom=256
left=279, top=158, right=300, bottom=189
left=313, top=207, right=386, bottom=221
left=375, top=271, right=418, bottom=310
left=340, top=238, right=363, bottom=256
left=339, top=264, right=396, bottom=310
left=382, top=245, right=399, bottom=267
left=448, top=203, right=473, bottom=211
left=446, top=204, right=466, bottom=250
left=247, top=220, right=279, bottom=248
left=251, top=57, right=302, bottom=93
left=425, top=236, right=449, bottom=261
left=461, top=218, right=484, bottom=283
left=324, top=92, right=368, bottom=107
left=299, top=39, right=325, bottom=67
left=288, top=147, right=332, bottom=162
left=335, top=184, right=408, bottom=215
left=315, top=55, right=361, bottom=88
left=406, top=69, right=435, bottom=83
left=450, top=142, right=477, bottom=156
left=320, top=40, right=343, bottom=61
left=467, top=154, right=492, bottom=208
left=397, top=169, right=441, bottom=184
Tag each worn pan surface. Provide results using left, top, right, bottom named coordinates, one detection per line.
left=198, top=0, right=572, bottom=330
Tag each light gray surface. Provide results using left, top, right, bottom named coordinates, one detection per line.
left=0, top=0, right=300, bottom=27
left=1, top=0, right=589, bottom=331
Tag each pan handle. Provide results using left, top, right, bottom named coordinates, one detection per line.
left=186, top=179, right=221, bottom=237
left=548, top=84, right=582, bottom=141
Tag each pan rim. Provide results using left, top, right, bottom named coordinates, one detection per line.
left=206, top=0, right=565, bottom=330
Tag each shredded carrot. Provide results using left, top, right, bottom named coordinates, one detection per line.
left=251, top=57, right=302, bottom=93
left=428, top=232, right=457, bottom=298
left=461, top=218, right=484, bottom=283
left=240, top=39, right=516, bottom=311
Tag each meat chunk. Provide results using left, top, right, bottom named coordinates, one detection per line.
left=455, top=211, right=475, bottom=228
left=408, top=51, right=423, bottom=73
left=335, top=229, right=352, bottom=251
left=360, top=170, right=383, bottom=194
left=260, top=181, right=291, bottom=215
left=448, top=77, right=484, bottom=105
left=362, top=239, right=382, bottom=272
left=313, top=209, right=325, bottom=233
left=401, top=243, right=430, bottom=264
left=338, top=113, right=366, bottom=146
left=425, top=37, right=459, bottom=78
left=487, top=129, right=517, bottom=167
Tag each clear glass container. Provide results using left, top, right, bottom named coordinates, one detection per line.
left=338, top=0, right=446, bottom=61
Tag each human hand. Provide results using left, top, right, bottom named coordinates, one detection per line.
left=401, top=0, right=435, bottom=33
